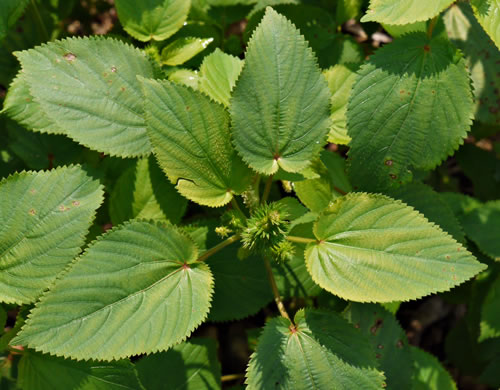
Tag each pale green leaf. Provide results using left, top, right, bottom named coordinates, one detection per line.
left=462, top=201, right=500, bottom=261
left=246, top=309, right=385, bottom=389
left=410, top=346, right=457, bottom=390
left=109, top=155, right=187, bottom=225
left=136, top=338, right=221, bottom=390
left=0, top=165, right=103, bottom=304
left=344, top=303, right=414, bottom=389
left=2, top=72, right=62, bottom=135
left=479, top=275, right=500, bottom=341
left=0, top=0, right=29, bottom=40
left=168, top=69, right=200, bottom=90
left=199, top=49, right=243, bottom=107
left=444, top=3, right=500, bottom=125
left=324, top=64, right=359, bottom=145
left=347, top=33, right=473, bottom=191
left=305, top=193, right=486, bottom=302
left=15, top=36, right=156, bottom=157
left=471, top=0, right=500, bottom=49
left=231, top=7, right=331, bottom=174
left=12, top=221, right=213, bottom=361
left=161, top=37, right=214, bottom=66
left=141, top=77, right=252, bottom=207
left=18, top=350, right=143, bottom=390
left=115, top=0, right=191, bottom=42
left=387, top=182, right=466, bottom=243
left=361, top=0, right=454, bottom=24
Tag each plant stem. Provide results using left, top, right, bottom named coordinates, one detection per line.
left=221, top=373, right=245, bottom=382
left=196, top=235, right=240, bottom=262
left=427, top=16, right=438, bottom=39
left=286, top=236, right=317, bottom=245
left=263, top=256, right=293, bottom=323
left=261, top=175, right=274, bottom=204
left=231, top=197, right=245, bottom=216
left=31, top=0, right=49, bottom=42
left=333, top=185, right=347, bottom=196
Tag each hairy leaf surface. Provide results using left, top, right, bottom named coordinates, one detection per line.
left=347, top=33, right=473, bottom=191
left=246, top=309, right=385, bottom=389
left=12, top=221, right=213, bottom=360
left=18, top=350, right=143, bottom=390
left=141, top=78, right=251, bottom=207
left=471, top=0, right=500, bottom=49
left=231, top=8, right=331, bottom=174
left=15, top=36, right=156, bottom=157
left=199, top=49, right=243, bottom=107
left=115, top=0, right=191, bottom=42
left=136, top=338, right=221, bottom=390
left=0, top=166, right=103, bottom=304
left=361, top=0, right=455, bottom=24
left=306, top=193, right=486, bottom=302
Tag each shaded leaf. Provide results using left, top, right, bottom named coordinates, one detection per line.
left=410, top=346, right=457, bottom=390
left=471, top=0, right=500, bottom=50
left=0, top=0, right=29, bottom=40
left=136, top=338, right=221, bottom=390
left=347, top=33, right=473, bottom=191
left=18, top=350, right=143, bottom=390
left=479, top=274, right=500, bottom=341
left=115, top=0, right=191, bottom=42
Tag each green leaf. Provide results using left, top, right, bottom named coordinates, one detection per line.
left=115, top=0, right=191, bottom=42
left=471, top=0, right=500, bottom=50
left=305, top=193, right=486, bottom=302
left=2, top=72, right=62, bottom=135
left=12, top=221, right=213, bottom=360
left=0, top=0, right=29, bottom=40
left=18, top=350, right=143, bottom=390
left=387, top=182, right=466, bottom=244
left=479, top=275, right=500, bottom=341
left=347, top=33, right=473, bottom=191
left=444, top=3, right=500, bottom=125
left=231, top=7, right=331, bottom=174
left=361, top=0, right=455, bottom=24
left=161, top=37, right=214, bottom=66
left=15, top=36, right=156, bottom=157
left=336, top=0, right=363, bottom=24
left=136, top=338, right=221, bottom=390
left=324, top=63, right=359, bottom=145
left=478, top=338, right=500, bottom=387
left=141, top=77, right=252, bottom=207
left=0, top=165, right=103, bottom=304
left=462, top=201, right=500, bottom=261
left=168, top=69, right=200, bottom=90
left=410, top=346, right=457, bottom=390
left=383, top=22, right=427, bottom=37
left=246, top=309, right=385, bottom=389
left=344, top=303, right=414, bottom=389
left=199, top=49, right=243, bottom=107
left=109, top=155, right=187, bottom=225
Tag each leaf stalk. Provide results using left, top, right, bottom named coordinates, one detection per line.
left=196, top=234, right=241, bottom=262
left=263, top=256, right=293, bottom=324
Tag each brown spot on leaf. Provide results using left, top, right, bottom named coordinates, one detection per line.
left=370, top=318, right=383, bottom=335
left=29, top=209, right=36, bottom=216
left=64, top=53, right=76, bottom=62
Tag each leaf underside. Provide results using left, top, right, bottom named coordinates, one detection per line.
left=347, top=33, right=473, bottom=191
left=141, top=77, right=252, bottom=207
left=231, top=7, right=331, bottom=174
left=0, top=166, right=103, bottom=304
left=15, top=36, right=156, bottom=157
left=12, top=221, right=213, bottom=361
left=306, top=193, right=486, bottom=302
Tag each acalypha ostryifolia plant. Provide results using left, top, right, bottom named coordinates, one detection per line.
left=0, top=0, right=499, bottom=388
